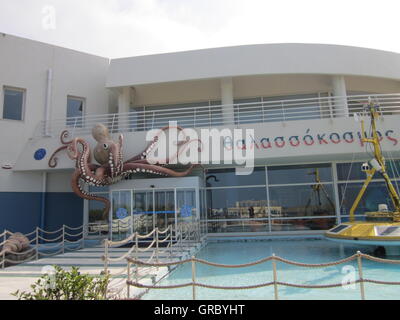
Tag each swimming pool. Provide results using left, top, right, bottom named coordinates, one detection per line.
left=142, top=238, right=400, bottom=300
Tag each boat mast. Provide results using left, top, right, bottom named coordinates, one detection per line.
left=349, top=101, right=400, bottom=222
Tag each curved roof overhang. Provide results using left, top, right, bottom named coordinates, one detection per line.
left=106, top=43, right=400, bottom=87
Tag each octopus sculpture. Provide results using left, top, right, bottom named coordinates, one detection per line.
left=49, top=124, right=201, bottom=220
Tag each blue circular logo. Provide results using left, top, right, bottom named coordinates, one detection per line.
left=116, top=208, right=128, bottom=219
left=180, top=205, right=192, bottom=217
left=34, top=148, right=47, bottom=160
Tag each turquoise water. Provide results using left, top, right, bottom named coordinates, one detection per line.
left=142, top=238, right=400, bottom=300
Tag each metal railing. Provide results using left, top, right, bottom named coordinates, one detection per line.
left=34, top=93, right=400, bottom=138
left=126, top=250, right=400, bottom=300
left=0, top=224, right=95, bottom=268
left=102, top=221, right=202, bottom=298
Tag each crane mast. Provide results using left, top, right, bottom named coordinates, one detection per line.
left=349, top=101, right=400, bottom=222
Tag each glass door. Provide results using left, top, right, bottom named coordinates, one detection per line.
left=154, top=190, right=175, bottom=230
left=111, top=190, right=132, bottom=241
left=176, top=188, right=197, bottom=223
left=132, top=190, right=154, bottom=235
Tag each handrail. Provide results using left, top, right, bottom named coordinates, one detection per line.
left=33, top=93, right=400, bottom=138
left=126, top=251, right=400, bottom=300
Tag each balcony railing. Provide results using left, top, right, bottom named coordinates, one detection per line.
left=33, top=93, right=400, bottom=138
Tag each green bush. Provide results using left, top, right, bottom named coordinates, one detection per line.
left=12, top=266, right=110, bottom=300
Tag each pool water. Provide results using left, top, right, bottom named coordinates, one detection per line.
left=142, top=238, right=400, bottom=300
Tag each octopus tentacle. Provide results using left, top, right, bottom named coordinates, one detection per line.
left=124, top=125, right=186, bottom=163
left=74, top=138, right=108, bottom=186
left=50, top=125, right=202, bottom=224
left=60, top=130, right=72, bottom=145
left=48, top=130, right=73, bottom=168
left=122, top=162, right=199, bottom=177
left=71, top=170, right=110, bottom=220
left=159, top=138, right=203, bottom=165
left=48, top=145, right=69, bottom=168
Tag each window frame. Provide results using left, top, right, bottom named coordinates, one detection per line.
left=66, top=95, right=86, bottom=127
left=2, top=86, right=26, bottom=122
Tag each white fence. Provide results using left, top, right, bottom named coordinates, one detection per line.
left=0, top=224, right=101, bottom=268
left=103, top=222, right=202, bottom=298
left=33, top=93, right=400, bottom=138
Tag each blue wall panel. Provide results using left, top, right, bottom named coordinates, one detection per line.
left=0, top=192, right=83, bottom=233
left=45, top=193, right=83, bottom=231
left=0, top=192, right=42, bottom=234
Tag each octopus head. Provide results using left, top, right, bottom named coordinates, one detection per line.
left=92, top=123, right=123, bottom=176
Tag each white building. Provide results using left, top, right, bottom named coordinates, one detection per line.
left=2, top=33, right=400, bottom=239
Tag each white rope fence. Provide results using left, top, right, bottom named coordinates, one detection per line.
left=126, top=251, right=400, bottom=300
left=0, top=224, right=94, bottom=268
left=103, top=221, right=202, bottom=297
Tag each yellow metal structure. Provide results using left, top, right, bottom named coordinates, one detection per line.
left=325, top=101, right=400, bottom=251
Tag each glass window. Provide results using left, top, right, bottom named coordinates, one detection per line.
left=268, top=164, right=332, bottom=185
left=338, top=181, right=397, bottom=219
left=87, top=195, right=110, bottom=236
left=207, top=219, right=270, bottom=233
left=262, top=93, right=322, bottom=122
left=207, top=187, right=268, bottom=220
left=133, top=191, right=154, bottom=234
left=111, top=190, right=132, bottom=241
left=271, top=217, right=336, bottom=232
left=129, top=106, right=145, bottom=131
left=177, top=189, right=196, bottom=221
left=88, top=194, right=109, bottom=223
left=141, top=100, right=223, bottom=130
left=337, top=161, right=400, bottom=181
left=67, top=96, right=84, bottom=127
left=89, top=185, right=109, bottom=193
left=268, top=184, right=335, bottom=218
left=234, top=97, right=263, bottom=124
left=3, top=87, right=25, bottom=120
left=206, top=167, right=266, bottom=187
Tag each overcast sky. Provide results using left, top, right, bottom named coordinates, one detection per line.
left=0, top=0, right=399, bottom=58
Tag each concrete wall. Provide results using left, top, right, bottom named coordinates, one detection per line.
left=0, top=34, right=109, bottom=232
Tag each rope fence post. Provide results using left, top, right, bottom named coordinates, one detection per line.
left=103, top=239, right=109, bottom=275
left=35, top=227, right=39, bottom=260
left=272, top=254, right=279, bottom=300
left=197, top=220, right=201, bottom=241
left=127, top=260, right=131, bottom=299
left=155, top=228, right=159, bottom=266
left=63, top=225, right=66, bottom=254
left=81, top=225, right=85, bottom=249
left=357, top=251, right=365, bottom=300
left=169, top=225, right=173, bottom=258
left=1, top=250, right=5, bottom=269
left=191, top=256, right=196, bottom=300
left=135, top=233, right=139, bottom=282
left=1, top=232, right=5, bottom=269
left=180, top=223, right=183, bottom=255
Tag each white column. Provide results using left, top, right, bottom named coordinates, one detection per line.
left=220, top=77, right=235, bottom=125
left=117, top=87, right=131, bottom=131
left=331, top=75, right=349, bottom=117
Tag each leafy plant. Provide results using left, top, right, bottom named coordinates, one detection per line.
left=12, top=266, right=110, bottom=300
